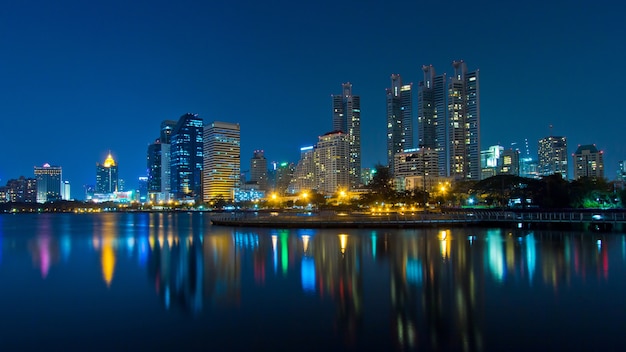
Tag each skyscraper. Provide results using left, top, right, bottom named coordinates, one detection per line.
left=171, top=113, right=203, bottom=201
left=418, top=65, right=447, bottom=177
left=418, top=62, right=480, bottom=181
left=202, top=121, right=240, bottom=202
left=573, top=144, right=604, bottom=180
left=147, top=120, right=177, bottom=202
left=96, top=153, right=118, bottom=194
left=449, top=60, right=480, bottom=180
left=538, top=136, right=568, bottom=179
left=34, top=163, right=62, bottom=203
left=618, top=161, right=626, bottom=182
left=250, top=150, right=268, bottom=191
left=386, top=74, right=413, bottom=172
left=332, top=83, right=361, bottom=188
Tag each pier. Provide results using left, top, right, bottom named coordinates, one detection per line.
left=210, top=210, right=626, bottom=230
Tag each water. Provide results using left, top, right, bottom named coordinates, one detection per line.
left=0, top=212, right=624, bottom=351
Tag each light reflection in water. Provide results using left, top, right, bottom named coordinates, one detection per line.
left=1, top=213, right=625, bottom=351
left=487, top=229, right=505, bottom=282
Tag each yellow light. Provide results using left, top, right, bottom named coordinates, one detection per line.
left=338, top=234, right=348, bottom=254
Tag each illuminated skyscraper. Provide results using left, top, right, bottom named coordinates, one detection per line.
left=386, top=74, right=413, bottom=172
left=538, top=136, right=568, bottom=179
left=96, top=153, right=118, bottom=194
left=448, top=60, right=480, bottom=181
left=250, top=150, right=268, bottom=191
left=418, top=65, right=447, bottom=176
left=34, top=163, right=62, bottom=203
left=418, top=61, right=480, bottom=181
left=171, top=113, right=203, bottom=201
left=573, top=144, right=604, bottom=180
left=147, top=120, right=177, bottom=202
left=332, top=83, right=361, bottom=188
left=203, top=121, right=240, bottom=202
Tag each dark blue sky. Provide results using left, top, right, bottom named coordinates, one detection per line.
left=1, top=0, right=624, bottom=199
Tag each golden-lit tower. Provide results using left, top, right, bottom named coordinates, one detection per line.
left=96, top=152, right=119, bottom=193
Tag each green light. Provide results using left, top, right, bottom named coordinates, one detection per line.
left=280, top=231, right=288, bottom=275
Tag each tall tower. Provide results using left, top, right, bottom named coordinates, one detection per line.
left=171, top=113, right=203, bottom=201
left=386, top=74, right=413, bottom=172
left=203, top=121, right=240, bottom=202
left=332, top=83, right=361, bottom=188
left=538, top=135, right=568, bottom=179
left=147, top=120, right=176, bottom=202
left=250, top=150, right=268, bottom=191
left=96, top=153, right=118, bottom=194
left=417, top=65, right=447, bottom=177
left=34, top=163, right=62, bottom=203
left=573, top=144, right=604, bottom=180
left=448, top=60, right=480, bottom=181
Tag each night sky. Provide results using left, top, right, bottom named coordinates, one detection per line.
left=1, top=0, right=624, bottom=199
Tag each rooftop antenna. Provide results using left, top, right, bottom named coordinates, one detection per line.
left=549, top=124, right=553, bottom=137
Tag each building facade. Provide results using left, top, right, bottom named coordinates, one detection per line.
left=250, top=150, right=268, bottom=191
left=393, top=148, right=440, bottom=191
left=171, top=113, right=204, bottom=201
left=35, top=163, right=62, bottom=203
left=4, top=176, right=37, bottom=202
left=418, top=65, right=447, bottom=176
left=288, top=146, right=316, bottom=194
left=332, top=83, right=361, bottom=188
left=202, top=121, right=240, bottom=202
left=448, top=60, right=480, bottom=181
left=573, top=144, right=604, bottom=180
left=316, top=131, right=350, bottom=194
left=386, top=74, right=413, bottom=172
left=96, top=153, right=118, bottom=194
left=538, top=136, right=568, bottom=179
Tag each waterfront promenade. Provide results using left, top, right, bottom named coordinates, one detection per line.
left=210, top=209, right=626, bottom=230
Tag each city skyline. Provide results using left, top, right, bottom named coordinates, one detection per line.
left=1, top=0, right=624, bottom=199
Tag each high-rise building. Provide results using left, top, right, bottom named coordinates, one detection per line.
left=202, top=121, right=240, bottom=202
left=250, top=150, right=268, bottom=191
left=332, top=83, right=361, bottom=188
left=418, top=62, right=480, bottom=181
left=269, top=161, right=295, bottom=195
left=34, top=163, right=62, bottom=203
left=316, top=131, right=350, bottom=194
left=418, top=65, right=447, bottom=176
left=96, top=153, right=118, bottom=194
left=171, top=113, right=203, bottom=201
left=147, top=120, right=177, bottom=202
left=5, top=176, right=37, bottom=202
left=288, top=146, right=316, bottom=194
left=62, top=181, right=71, bottom=200
left=573, top=144, right=604, bottom=180
left=538, top=136, right=568, bottom=179
left=448, top=60, right=480, bottom=181
left=386, top=74, right=413, bottom=172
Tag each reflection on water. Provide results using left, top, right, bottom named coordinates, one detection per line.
left=0, top=213, right=625, bottom=351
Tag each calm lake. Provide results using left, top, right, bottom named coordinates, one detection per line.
left=0, top=212, right=624, bottom=351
